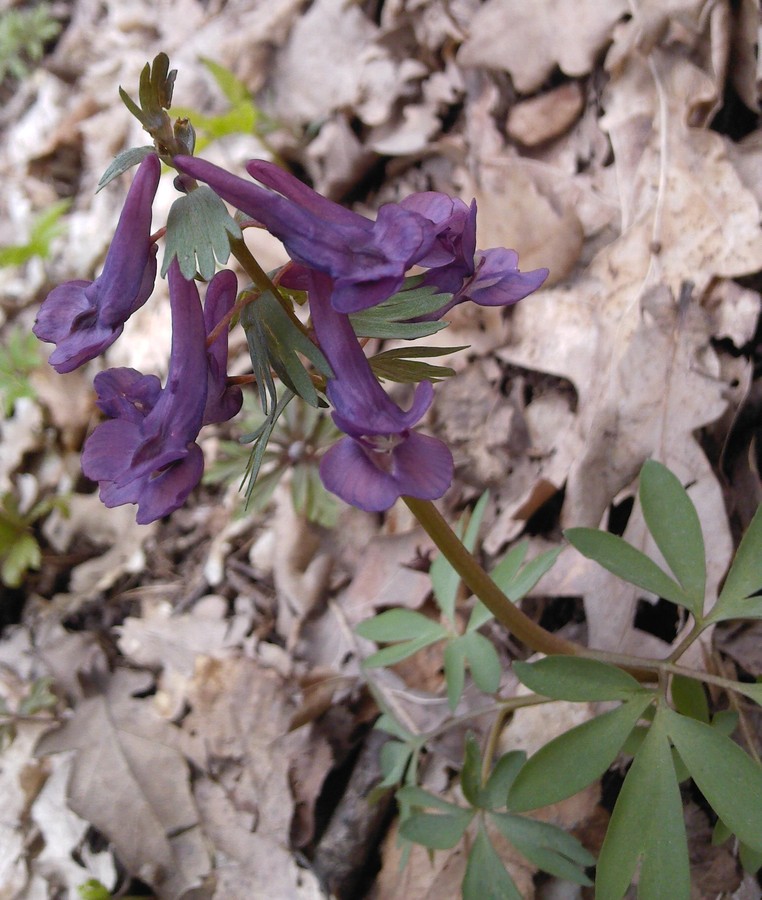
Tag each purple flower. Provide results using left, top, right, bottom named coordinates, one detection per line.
left=202, top=269, right=243, bottom=425
left=33, top=155, right=161, bottom=373
left=308, top=272, right=453, bottom=511
left=174, top=155, right=442, bottom=314
left=81, top=262, right=210, bottom=524
left=399, top=192, right=549, bottom=318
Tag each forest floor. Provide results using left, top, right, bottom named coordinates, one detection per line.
left=1, top=0, right=762, bottom=897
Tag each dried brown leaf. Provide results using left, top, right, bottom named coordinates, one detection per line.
left=458, top=0, right=629, bottom=93
left=36, top=669, right=209, bottom=898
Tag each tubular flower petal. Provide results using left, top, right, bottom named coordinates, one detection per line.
left=202, top=268, right=243, bottom=425
left=33, top=154, right=161, bottom=373
left=174, top=155, right=441, bottom=314
left=81, top=262, right=209, bottom=524
left=309, top=272, right=453, bottom=512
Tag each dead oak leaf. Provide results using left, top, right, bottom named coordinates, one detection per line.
left=35, top=668, right=209, bottom=899
left=457, top=0, right=629, bottom=93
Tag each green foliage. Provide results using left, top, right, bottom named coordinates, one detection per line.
left=597, top=706, right=690, bottom=900
left=397, top=735, right=593, bottom=898
left=172, top=58, right=279, bottom=153
left=1, top=676, right=57, bottom=751
left=369, top=345, right=464, bottom=384
left=119, top=52, right=177, bottom=134
left=350, top=278, right=452, bottom=340
left=0, top=199, right=70, bottom=268
left=0, top=326, right=42, bottom=417
left=0, top=3, right=61, bottom=83
left=97, top=147, right=156, bottom=193
left=205, top=399, right=341, bottom=526
left=162, top=186, right=241, bottom=280
left=0, top=490, right=67, bottom=588
left=77, top=880, right=112, bottom=900
left=358, top=493, right=560, bottom=709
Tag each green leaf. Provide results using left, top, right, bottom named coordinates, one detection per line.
left=489, top=542, right=528, bottom=594
left=670, top=674, right=709, bottom=723
left=240, top=391, right=294, bottom=504
left=201, top=57, right=250, bottom=105
left=96, top=147, right=156, bottom=192
left=508, top=694, right=653, bottom=811
left=513, top=657, right=644, bottom=702
left=596, top=708, right=690, bottom=900
left=639, top=460, right=706, bottom=616
left=710, top=504, right=762, bottom=622
left=740, top=841, right=762, bottom=875
left=482, top=751, right=526, bottom=810
left=368, top=345, right=465, bottom=384
left=162, top=186, right=241, bottom=280
left=399, top=810, right=473, bottom=849
left=363, top=634, right=444, bottom=668
left=0, top=328, right=42, bottom=416
left=0, top=199, right=70, bottom=268
left=251, top=291, right=332, bottom=407
left=349, top=282, right=452, bottom=340
left=374, top=712, right=414, bottom=742
left=18, top=677, right=56, bottom=716
left=462, top=824, right=523, bottom=900
left=461, top=733, right=486, bottom=807
left=502, top=546, right=562, bottom=602
left=732, top=680, right=762, bottom=707
left=356, top=609, right=447, bottom=644
left=431, top=493, right=489, bottom=622
left=443, top=639, right=466, bottom=710
left=77, top=880, right=112, bottom=900
left=490, top=813, right=594, bottom=885
left=664, top=707, right=762, bottom=852
left=462, top=631, right=501, bottom=695
left=397, top=785, right=465, bottom=814
left=565, top=527, right=690, bottom=609
left=1, top=531, right=41, bottom=588
left=377, top=740, right=413, bottom=789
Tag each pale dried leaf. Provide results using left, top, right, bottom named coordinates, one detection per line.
left=458, top=0, right=629, bottom=92
left=506, top=82, right=585, bottom=147
left=36, top=669, right=209, bottom=898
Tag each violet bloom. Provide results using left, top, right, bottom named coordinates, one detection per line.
left=81, top=263, right=210, bottom=524
left=400, top=192, right=549, bottom=318
left=174, top=155, right=442, bottom=314
left=33, top=155, right=161, bottom=373
left=308, top=272, right=453, bottom=512
left=202, top=268, right=243, bottom=425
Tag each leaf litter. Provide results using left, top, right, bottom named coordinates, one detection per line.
left=0, top=0, right=761, bottom=896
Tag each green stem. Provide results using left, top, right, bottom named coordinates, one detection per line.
left=405, top=497, right=585, bottom=657
left=667, top=620, right=706, bottom=663
left=229, top=236, right=310, bottom=337
left=404, top=498, right=660, bottom=681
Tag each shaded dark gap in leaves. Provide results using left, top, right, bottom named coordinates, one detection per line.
left=599, top=765, right=627, bottom=815
left=710, top=81, right=759, bottom=143
left=0, top=585, right=26, bottom=632
left=537, top=595, right=586, bottom=633
left=607, top=494, right=634, bottom=536
left=524, top=484, right=565, bottom=535
left=339, top=155, right=393, bottom=207
left=632, top=596, right=680, bottom=643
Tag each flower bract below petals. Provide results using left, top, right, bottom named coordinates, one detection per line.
left=174, top=155, right=442, bottom=315
left=81, top=262, right=209, bottom=524
left=33, top=154, right=161, bottom=373
left=308, top=272, right=453, bottom=512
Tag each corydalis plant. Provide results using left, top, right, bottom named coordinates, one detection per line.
left=33, top=53, right=547, bottom=521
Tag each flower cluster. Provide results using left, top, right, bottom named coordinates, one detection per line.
left=35, top=149, right=547, bottom=521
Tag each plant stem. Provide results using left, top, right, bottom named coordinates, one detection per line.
left=404, top=498, right=661, bottom=680
left=229, top=236, right=310, bottom=337
left=405, top=497, right=584, bottom=657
